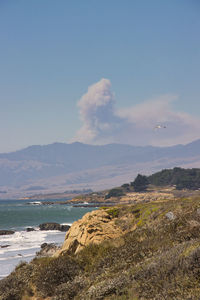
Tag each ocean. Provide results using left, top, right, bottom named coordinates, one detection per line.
left=0, top=199, right=96, bottom=280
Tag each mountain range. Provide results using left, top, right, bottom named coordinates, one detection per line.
left=0, top=139, right=200, bottom=198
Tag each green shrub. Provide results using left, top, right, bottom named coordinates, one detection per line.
left=107, top=208, right=120, bottom=218
left=32, top=256, right=81, bottom=296
left=0, top=262, right=33, bottom=300
left=134, top=245, right=200, bottom=299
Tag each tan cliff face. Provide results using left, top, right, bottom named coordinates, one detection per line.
left=56, top=209, right=124, bottom=256
left=55, top=190, right=176, bottom=258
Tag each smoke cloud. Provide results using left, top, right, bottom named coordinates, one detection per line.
left=73, top=79, right=200, bottom=146
left=73, top=78, right=121, bottom=144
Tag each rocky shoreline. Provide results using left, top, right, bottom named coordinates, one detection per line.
left=27, top=199, right=116, bottom=208
left=2, top=196, right=200, bottom=299
left=26, top=200, right=104, bottom=206
left=0, top=230, right=15, bottom=235
left=0, top=222, right=70, bottom=236
left=0, top=222, right=71, bottom=261
left=36, top=242, right=61, bottom=257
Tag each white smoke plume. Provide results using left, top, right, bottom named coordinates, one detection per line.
left=73, top=78, right=121, bottom=144
left=73, top=78, right=200, bottom=146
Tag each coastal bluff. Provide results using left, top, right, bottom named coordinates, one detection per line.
left=56, top=209, right=124, bottom=255
left=1, top=195, right=200, bottom=299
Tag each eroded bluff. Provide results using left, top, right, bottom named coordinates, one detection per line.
left=56, top=209, right=123, bottom=255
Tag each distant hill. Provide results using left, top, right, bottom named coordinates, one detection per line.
left=0, top=140, right=200, bottom=198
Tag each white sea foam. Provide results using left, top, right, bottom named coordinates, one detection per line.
left=0, top=253, right=34, bottom=261
left=0, top=230, right=46, bottom=253
left=0, top=229, right=65, bottom=255
left=63, top=206, right=72, bottom=211
left=0, top=229, right=66, bottom=279
left=0, top=274, right=9, bottom=280
left=27, top=201, right=42, bottom=205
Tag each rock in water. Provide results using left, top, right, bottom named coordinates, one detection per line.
left=0, top=244, right=10, bottom=248
left=26, top=227, right=35, bottom=232
left=60, top=224, right=71, bottom=231
left=0, top=230, right=15, bottom=235
left=36, top=243, right=59, bottom=257
left=39, top=222, right=70, bottom=231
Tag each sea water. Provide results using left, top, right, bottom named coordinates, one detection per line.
left=0, top=199, right=96, bottom=279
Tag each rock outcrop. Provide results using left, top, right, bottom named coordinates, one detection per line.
left=0, top=230, right=15, bottom=235
left=56, top=209, right=123, bottom=255
left=0, top=244, right=10, bottom=248
left=39, top=222, right=70, bottom=232
left=36, top=243, right=60, bottom=257
left=26, top=227, right=35, bottom=232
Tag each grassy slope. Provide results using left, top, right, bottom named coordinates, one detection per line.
left=1, top=196, right=200, bottom=299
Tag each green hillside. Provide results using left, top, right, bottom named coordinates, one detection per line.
left=148, top=167, right=200, bottom=190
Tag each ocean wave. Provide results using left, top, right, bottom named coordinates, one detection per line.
left=0, top=229, right=63, bottom=254
left=27, top=201, right=42, bottom=205
left=0, top=274, right=9, bottom=279
left=61, top=206, right=73, bottom=211
left=0, top=253, right=34, bottom=261
left=0, top=229, right=66, bottom=280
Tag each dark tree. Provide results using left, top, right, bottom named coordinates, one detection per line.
left=131, top=174, right=149, bottom=192
left=121, top=183, right=129, bottom=188
left=121, top=183, right=130, bottom=191
left=105, top=188, right=125, bottom=199
left=148, top=167, right=200, bottom=190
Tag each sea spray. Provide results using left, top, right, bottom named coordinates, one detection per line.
left=0, top=199, right=96, bottom=279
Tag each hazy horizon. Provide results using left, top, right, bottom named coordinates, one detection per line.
left=1, top=137, right=200, bottom=155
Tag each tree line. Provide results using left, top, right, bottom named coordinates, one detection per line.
left=105, top=167, right=200, bottom=199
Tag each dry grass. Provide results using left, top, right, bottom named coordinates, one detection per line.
left=1, top=196, right=200, bottom=299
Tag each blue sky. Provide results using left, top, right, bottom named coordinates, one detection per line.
left=0, top=0, right=200, bottom=152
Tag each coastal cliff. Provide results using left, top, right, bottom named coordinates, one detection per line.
left=1, top=193, right=200, bottom=299
left=55, top=209, right=125, bottom=256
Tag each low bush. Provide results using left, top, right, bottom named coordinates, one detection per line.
left=107, top=207, right=120, bottom=218
left=0, top=262, right=33, bottom=300
left=32, top=256, right=81, bottom=296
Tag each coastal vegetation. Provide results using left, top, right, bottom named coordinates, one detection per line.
left=130, top=167, right=200, bottom=192
left=66, top=168, right=200, bottom=207
left=148, top=167, right=200, bottom=190
left=1, top=168, right=200, bottom=299
left=130, top=174, right=149, bottom=192
left=1, top=194, right=200, bottom=299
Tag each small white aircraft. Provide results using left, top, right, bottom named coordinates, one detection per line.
left=154, top=124, right=166, bottom=129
